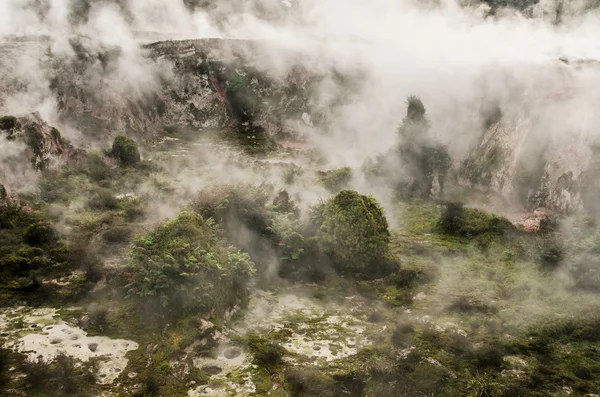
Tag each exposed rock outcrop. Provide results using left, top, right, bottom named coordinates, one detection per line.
left=0, top=112, right=81, bottom=171
left=0, top=36, right=332, bottom=141
left=460, top=59, right=600, bottom=214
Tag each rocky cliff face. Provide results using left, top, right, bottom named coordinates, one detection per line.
left=0, top=113, right=80, bottom=171
left=459, top=59, right=600, bottom=214
left=0, top=36, right=329, bottom=141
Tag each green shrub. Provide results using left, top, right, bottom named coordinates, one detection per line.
left=124, top=211, right=255, bottom=315
left=286, top=367, right=339, bottom=397
left=23, top=221, right=55, bottom=246
left=247, top=334, right=285, bottom=370
left=438, top=202, right=514, bottom=238
left=192, top=184, right=272, bottom=235
left=0, top=115, right=18, bottom=131
left=396, top=96, right=452, bottom=197
left=316, top=167, right=352, bottom=193
left=111, top=135, right=140, bottom=166
left=312, top=190, right=390, bottom=274
left=271, top=190, right=299, bottom=215
left=88, top=189, right=120, bottom=210
left=84, top=151, right=112, bottom=182
left=539, top=238, right=563, bottom=268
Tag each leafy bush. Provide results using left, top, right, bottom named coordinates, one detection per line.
left=395, top=95, right=452, bottom=197
left=539, top=238, right=563, bottom=268
left=88, top=189, right=119, bottom=210
left=23, top=221, right=56, bottom=246
left=438, top=202, right=514, bottom=238
left=192, top=184, right=272, bottom=236
left=83, top=151, right=113, bottom=182
left=316, top=167, right=352, bottom=193
left=124, top=211, right=256, bottom=315
left=247, top=334, right=285, bottom=370
left=0, top=115, right=18, bottom=131
left=286, top=367, right=339, bottom=397
left=311, top=190, right=390, bottom=274
left=111, top=135, right=140, bottom=166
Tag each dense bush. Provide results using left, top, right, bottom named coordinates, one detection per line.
left=111, top=135, right=140, bottom=166
left=88, top=189, right=120, bottom=210
left=247, top=334, right=285, bottom=370
left=316, top=167, right=352, bottom=193
left=192, top=184, right=272, bottom=236
left=311, top=190, right=390, bottom=274
left=286, top=367, right=339, bottom=397
left=0, top=115, right=18, bottom=131
left=438, top=202, right=514, bottom=238
left=396, top=96, right=452, bottom=197
left=124, top=211, right=256, bottom=315
left=23, top=221, right=56, bottom=246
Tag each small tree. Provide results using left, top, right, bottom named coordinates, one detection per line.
left=313, top=190, right=390, bottom=274
left=396, top=95, right=452, bottom=197
left=111, top=135, right=140, bottom=166
left=124, top=211, right=255, bottom=315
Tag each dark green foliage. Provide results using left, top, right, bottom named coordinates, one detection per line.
left=226, top=71, right=259, bottom=123
left=23, top=221, right=55, bottom=246
left=102, top=225, right=133, bottom=244
left=475, top=342, right=505, bottom=369
left=18, top=353, right=96, bottom=396
left=438, top=202, right=514, bottom=238
left=88, top=189, right=119, bottom=210
left=247, top=334, right=285, bottom=370
left=482, top=0, right=539, bottom=12
left=317, top=167, right=352, bottom=193
left=0, top=349, right=11, bottom=389
left=396, top=96, right=452, bottom=197
left=272, top=190, right=299, bottom=216
left=191, top=184, right=278, bottom=272
left=0, top=115, right=18, bottom=131
left=192, top=184, right=272, bottom=236
left=124, top=211, right=255, bottom=314
left=406, top=95, right=426, bottom=121
left=391, top=322, right=415, bottom=348
left=286, top=367, right=340, bottom=397
left=111, top=135, right=140, bottom=166
left=529, top=315, right=600, bottom=343
left=312, top=190, right=390, bottom=275
left=83, top=151, right=113, bottom=182
left=538, top=238, right=563, bottom=267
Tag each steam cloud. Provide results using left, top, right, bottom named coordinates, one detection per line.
left=3, top=0, right=600, bottom=164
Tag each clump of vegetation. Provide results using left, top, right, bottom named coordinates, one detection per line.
left=283, top=164, right=304, bottom=185
left=247, top=334, right=286, bottom=370
left=316, top=167, right=352, bottom=193
left=111, top=135, right=140, bottom=166
left=0, top=115, right=18, bottom=131
left=226, top=70, right=260, bottom=124
left=311, top=190, right=390, bottom=275
left=124, top=211, right=256, bottom=316
left=396, top=96, right=452, bottom=197
left=23, top=221, right=56, bottom=246
left=286, top=367, right=340, bottom=397
left=9, top=353, right=97, bottom=396
left=438, top=202, right=514, bottom=239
